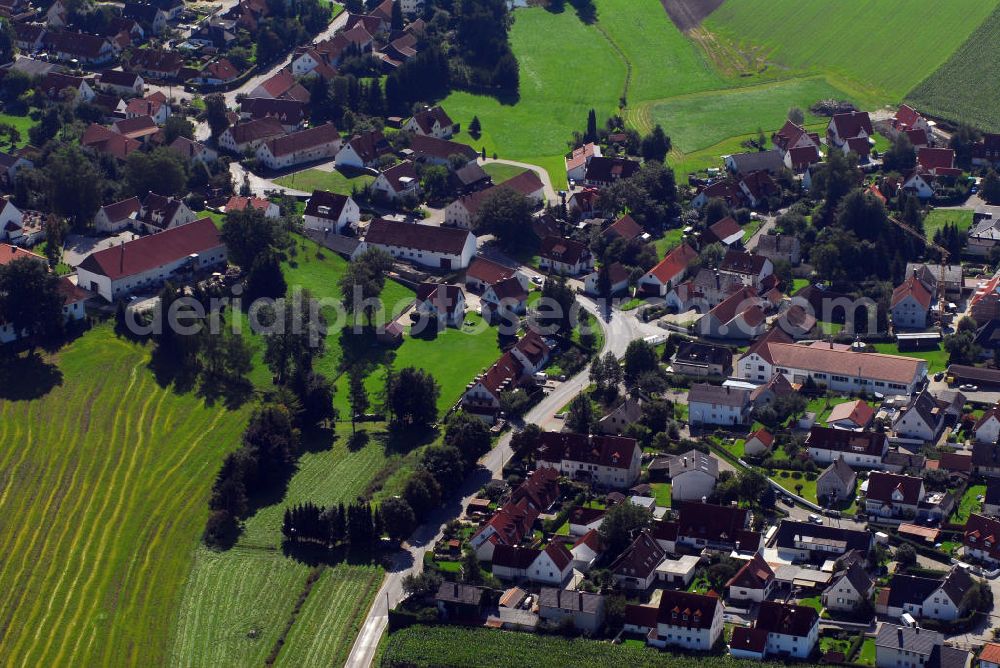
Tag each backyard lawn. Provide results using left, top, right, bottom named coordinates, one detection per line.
left=923, top=208, right=974, bottom=237
left=273, top=167, right=374, bottom=195
left=482, top=162, right=528, bottom=183
left=772, top=470, right=818, bottom=503
left=858, top=638, right=877, bottom=665
left=650, top=482, right=671, bottom=507
left=653, top=228, right=685, bottom=257
left=952, top=484, right=986, bottom=523
left=0, top=111, right=37, bottom=148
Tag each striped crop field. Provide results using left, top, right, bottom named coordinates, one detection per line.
left=0, top=325, right=249, bottom=667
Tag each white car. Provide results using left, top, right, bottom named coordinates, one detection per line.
left=959, top=384, right=979, bottom=392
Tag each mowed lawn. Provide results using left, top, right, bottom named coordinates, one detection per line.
left=0, top=325, right=250, bottom=667
left=907, top=5, right=1000, bottom=132
left=872, top=342, right=950, bottom=373
left=923, top=208, right=974, bottom=238
left=0, top=111, right=37, bottom=148
left=442, top=5, right=625, bottom=189
left=482, top=162, right=528, bottom=183
left=273, top=167, right=374, bottom=195
left=648, top=78, right=849, bottom=154
left=704, top=0, right=1000, bottom=100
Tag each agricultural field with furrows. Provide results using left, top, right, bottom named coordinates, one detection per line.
left=906, top=4, right=1000, bottom=132
left=0, top=326, right=249, bottom=667
left=702, top=0, right=1000, bottom=100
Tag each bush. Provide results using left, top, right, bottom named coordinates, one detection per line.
left=791, top=471, right=802, bottom=480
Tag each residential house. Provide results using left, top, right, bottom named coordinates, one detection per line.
left=491, top=545, right=540, bottom=581
left=247, top=68, right=310, bottom=102
left=785, top=145, right=821, bottom=173
left=668, top=449, right=719, bottom=502
left=891, top=276, right=933, bottom=330
left=772, top=120, right=821, bottom=154
left=535, top=431, right=642, bottom=489
left=335, top=130, right=392, bottom=170
left=76, top=218, right=226, bottom=301
left=256, top=123, right=342, bottom=170
left=826, top=400, right=874, bottom=431
left=568, top=507, right=605, bottom=537
left=625, top=589, right=724, bottom=652
left=43, top=31, right=116, bottom=67
left=981, top=643, right=1000, bottom=668
left=93, top=196, right=141, bottom=233
left=691, top=179, right=743, bottom=209
left=730, top=602, right=818, bottom=660
left=434, top=582, right=486, bottom=621
left=134, top=193, right=195, bottom=235
left=883, top=566, right=975, bottom=621
left=240, top=97, right=306, bottom=132
left=743, top=428, right=774, bottom=457
left=774, top=520, right=872, bottom=563
left=538, top=236, right=593, bottom=276
left=39, top=72, right=95, bottom=104
left=302, top=191, right=360, bottom=234
left=738, top=339, right=928, bottom=395
left=450, top=161, right=490, bottom=193
left=122, top=2, right=168, bottom=34
left=168, top=137, right=217, bottom=165
left=0, top=151, right=33, bottom=187
left=726, top=552, right=775, bottom=604
left=224, top=196, right=279, bottom=219
left=695, top=286, right=766, bottom=340
left=973, top=441, right=1000, bottom=478
left=984, top=481, right=1000, bottom=517
left=445, top=171, right=545, bottom=229
left=805, top=427, right=888, bottom=468
left=610, top=530, right=667, bottom=591
left=481, top=276, right=528, bottom=317
left=719, top=250, right=774, bottom=289
left=469, top=498, right=538, bottom=561
left=581, top=156, right=640, bottom=187
left=80, top=123, right=142, bottom=161
left=975, top=405, right=1000, bottom=444
left=816, top=457, right=857, bottom=504
left=874, top=624, right=970, bottom=668
left=964, top=513, right=1000, bottom=567
left=112, top=116, right=161, bottom=145
left=688, top=383, right=750, bottom=427
left=407, top=134, right=477, bottom=168
left=827, top=111, right=873, bottom=149
left=125, top=94, right=170, bottom=124
left=597, top=396, right=642, bottom=435
left=673, top=501, right=760, bottom=553
left=974, top=134, right=1000, bottom=168
left=725, top=150, right=784, bottom=176
left=602, top=214, right=645, bottom=243
left=218, top=117, right=285, bottom=155
left=756, top=234, right=802, bottom=266
left=527, top=543, right=574, bottom=586
left=414, top=283, right=466, bottom=328
left=192, top=58, right=240, bottom=85
left=865, top=471, right=924, bottom=519
left=905, top=262, right=963, bottom=299
left=364, top=219, right=476, bottom=270
left=461, top=330, right=551, bottom=422
left=570, top=529, right=604, bottom=573
left=538, top=588, right=605, bottom=634
left=127, top=49, right=183, bottom=81
left=404, top=106, right=455, bottom=139
left=894, top=389, right=947, bottom=442
left=889, top=104, right=933, bottom=145
left=98, top=70, right=144, bottom=96
left=636, top=243, right=698, bottom=297
left=583, top=261, right=630, bottom=297
left=738, top=171, right=780, bottom=208
left=702, top=216, right=744, bottom=247
left=372, top=160, right=420, bottom=201
left=46, top=0, right=68, bottom=27
left=464, top=256, right=522, bottom=292
left=565, top=142, right=601, bottom=182
left=822, top=561, right=874, bottom=615
left=671, top=340, right=733, bottom=378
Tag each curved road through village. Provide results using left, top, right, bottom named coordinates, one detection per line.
left=345, top=299, right=661, bottom=667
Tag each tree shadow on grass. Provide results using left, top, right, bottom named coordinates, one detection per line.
left=300, top=424, right=337, bottom=454
left=197, top=375, right=255, bottom=410
left=280, top=539, right=387, bottom=567
left=543, top=0, right=597, bottom=24
left=0, top=353, right=63, bottom=400
left=375, top=423, right=439, bottom=457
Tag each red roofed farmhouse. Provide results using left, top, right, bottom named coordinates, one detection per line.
left=637, top=243, right=697, bottom=297
left=76, top=218, right=226, bottom=301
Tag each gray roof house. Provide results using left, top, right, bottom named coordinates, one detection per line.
left=537, top=588, right=605, bottom=634
left=688, top=383, right=751, bottom=427
left=816, top=457, right=857, bottom=503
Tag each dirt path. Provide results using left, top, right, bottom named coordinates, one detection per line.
left=660, top=0, right=725, bottom=32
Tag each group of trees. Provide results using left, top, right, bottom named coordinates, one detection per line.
left=281, top=500, right=385, bottom=548
left=597, top=161, right=679, bottom=232
left=205, top=403, right=301, bottom=546
left=254, top=0, right=333, bottom=66
left=339, top=248, right=394, bottom=325
left=589, top=352, right=622, bottom=401
left=0, top=256, right=66, bottom=352
left=473, top=187, right=535, bottom=251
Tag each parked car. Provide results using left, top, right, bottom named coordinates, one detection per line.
left=808, top=514, right=822, bottom=524
left=933, top=372, right=944, bottom=381
left=959, top=383, right=979, bottom=392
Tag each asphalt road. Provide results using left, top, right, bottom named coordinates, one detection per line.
left=344, top=300, right=661, bottom=667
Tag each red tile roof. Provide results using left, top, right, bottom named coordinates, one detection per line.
left=77, top=217, right=222, bottom=281
left=539, top=236, right=589, bottom=266
left=918, top=147, right=956, bottom=172
left=262, top=122, right=340, bottom=158
left=537, top=432, right=639, bottom=470
left=866, top=471, right=922, bottom=505
left=655, top=589, right=721, bottom=630
left=0, top=243, right=45, bottom=266
left=543, top=542, right=573, bottom=571
left=891, top=275, right=932, bottom=309
left=646, top=243, right=697, bottom=284
left=466, top=256, right=516, bottom=285
left=755, top=601, right=817, bottom=637
left=602, top=214, right=644, bottom=241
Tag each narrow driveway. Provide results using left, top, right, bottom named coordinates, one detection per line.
left=345, top=301, right=657, bottom=667
left=479, top=157, right=559, bottom=203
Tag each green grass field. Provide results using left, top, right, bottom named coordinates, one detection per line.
left=482, top=162, right=528, bottom=183
left=274, top=168, right=375, bottom=195
left=923, top=208, right=974, bottom=239
left=0, top=325, right=250, bottom=667
left=907, top=4, right=1000, bottom=132
left=871, top=342, right=950, bottom=373
left=952, top=484, right=985, bottom=523
left=703, top=0, right=1000, bottom=100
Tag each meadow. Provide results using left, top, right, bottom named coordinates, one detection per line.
left=906, top=4, right=1000, bottom=133
left=0, top=325, right=250, bottom=667
left=703, top=0, right=1000, bottom=100
left=273, top=167, right=374, bottom=195
left=923, top=208, right=974, bottom=238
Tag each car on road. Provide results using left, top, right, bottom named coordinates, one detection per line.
left=808, top=514, right=823, bottom=524
left=959, top=384, right=979, bottom=392
left=933, top=372, right=944, bottom=381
